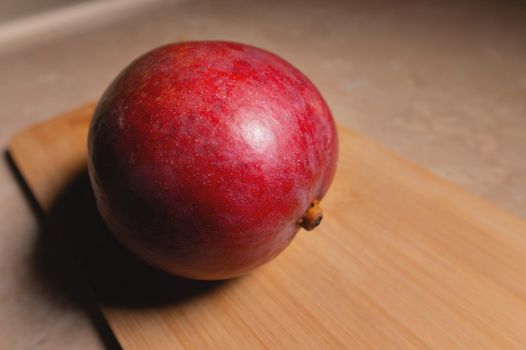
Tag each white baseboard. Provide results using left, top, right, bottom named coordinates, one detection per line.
left=0, top=0, right=170, bottom=53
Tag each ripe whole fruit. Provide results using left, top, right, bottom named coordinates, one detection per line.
left=88, top=41, right=338, bottom=280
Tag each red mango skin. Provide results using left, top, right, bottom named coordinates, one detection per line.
left=88, top=41, right=338, bottom=280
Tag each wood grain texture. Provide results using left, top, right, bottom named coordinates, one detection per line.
left=9, top=103, right=526, bottom=349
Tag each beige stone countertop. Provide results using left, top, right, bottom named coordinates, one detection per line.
left=1, top=0, right=525, bottom=348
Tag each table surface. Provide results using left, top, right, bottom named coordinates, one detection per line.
left=1, top=1, right=526, bottom=349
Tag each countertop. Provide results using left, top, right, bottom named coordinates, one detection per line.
left=1, top=0, right=525, bottom=348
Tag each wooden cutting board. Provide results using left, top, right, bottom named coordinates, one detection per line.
left=9, top=103, right=526, bottom=349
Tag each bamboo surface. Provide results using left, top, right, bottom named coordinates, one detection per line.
left=9, top=103, right=526, bottom=349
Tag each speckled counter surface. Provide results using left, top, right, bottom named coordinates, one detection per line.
left=1, top=0, right=525, bottom=348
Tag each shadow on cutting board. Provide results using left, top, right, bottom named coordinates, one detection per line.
left=44, top=168, right=231, bottom=307
left=6, top=152, right=232, bottom=348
